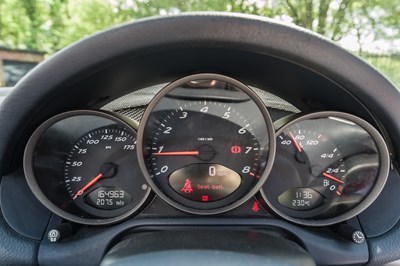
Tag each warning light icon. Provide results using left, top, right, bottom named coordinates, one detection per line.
left=251, top=201, right=260, bottom=212
left=181, top=179, right=193, bottom=194
left=230, top=145, right=241, bottom=154
left=201, top=195, right=209, bottom=202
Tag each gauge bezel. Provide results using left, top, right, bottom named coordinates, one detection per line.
left=137, top=73, right=276, bottom=215
left=260, top=111, right=390, bottom=226
left=23, top=110, right=152, bottom=225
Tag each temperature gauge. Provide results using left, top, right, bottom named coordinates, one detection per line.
left=261, top=112, right=389, bottom=226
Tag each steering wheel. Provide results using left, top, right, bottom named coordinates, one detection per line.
left=1, top=13, right=400, bottom=265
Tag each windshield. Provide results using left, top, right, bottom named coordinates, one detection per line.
left=0, top=0, right=399, bottom=89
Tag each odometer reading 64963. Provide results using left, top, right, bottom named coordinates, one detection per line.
left=137, top=74, right=276, bottom=214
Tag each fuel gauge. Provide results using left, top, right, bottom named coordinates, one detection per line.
left=261, top=112, right=389, bottom=226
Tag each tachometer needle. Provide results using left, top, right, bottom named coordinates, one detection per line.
left=153, top=151, right=200, bottom=156
left=323, top=172, right=344, bottom=184
left=289, top=132, right=302, bottom=153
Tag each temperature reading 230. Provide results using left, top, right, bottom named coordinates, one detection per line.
left=278, top=188, right=324, bottom=211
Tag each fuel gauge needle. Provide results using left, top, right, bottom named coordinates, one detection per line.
left=323, top=172, right=344, bottom=184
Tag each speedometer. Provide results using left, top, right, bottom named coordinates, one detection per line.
left=24, top=110, right=151, bottom=225
left=64, top=125, right=138, bottom=215
left=137, top=74, right=275, bottom=214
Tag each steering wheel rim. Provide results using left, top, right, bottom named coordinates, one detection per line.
left=1, top=13, right=399, bottom=176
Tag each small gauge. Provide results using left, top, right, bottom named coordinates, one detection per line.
left=137, top=73, right=276, bottom=214
left=261, top=112, right=390, bottom=226
left=24, top=110, right=151, bottom=225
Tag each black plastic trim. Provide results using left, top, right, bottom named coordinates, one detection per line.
left=39, top=217, right=368, bottom=266
left=0, top=168, right=51, bottom=240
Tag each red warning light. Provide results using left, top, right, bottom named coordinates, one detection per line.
left=231, top=146, right=241, bottom=154
left=181, top=179, right=193, bottom=194
left=251, top=201, right=260, bottom=212
left=201, top=195, right=209, bottom=202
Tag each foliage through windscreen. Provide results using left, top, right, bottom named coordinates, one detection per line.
left=0, top=0, right=399, bottom=88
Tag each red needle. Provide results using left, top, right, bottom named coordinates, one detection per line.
left=153, top=151, right=200, bottom=156
left=289, top=132, right=302, bottom=152
left=73, top=173, right=103, bottom=199
left=323, top=172, right=344, bottom=184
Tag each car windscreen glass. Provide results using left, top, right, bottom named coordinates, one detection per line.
left=0, top=1, right=398, bottom=89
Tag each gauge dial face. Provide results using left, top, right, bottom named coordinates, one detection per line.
left=138, top=74, right=275, bottom=214
left=64, top=125, right=143, bottom=218
left=24, top=111, right=151, bottom=225
left=277, top=129, right=347, bottom=203
left=261, top=112, right=389, bottom=226
left=147, top=101, right=262, bottom=203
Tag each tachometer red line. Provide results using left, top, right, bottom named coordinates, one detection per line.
left=289, top=132, right=302, bottom=152
left=323, top=172, right=344, bottom=184
left=153, top=151, right=200, bottom=156
left=73, top=173, right=103, bottom=199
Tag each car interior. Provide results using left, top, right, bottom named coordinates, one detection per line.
left=0, top=13, right=400, bottom=265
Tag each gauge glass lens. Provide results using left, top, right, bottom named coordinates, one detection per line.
left=24, top=111, right=150, bottom=225
left=261, top=113, right=389, bottom=225
left=63, top=125, right=139, bottom=216
left=138, top=74, right=275, bottom=214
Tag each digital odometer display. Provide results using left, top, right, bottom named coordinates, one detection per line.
left=137, top=74, right=276, bottom=214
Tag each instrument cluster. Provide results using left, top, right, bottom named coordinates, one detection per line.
left=23, top=74, right=390, bottom=226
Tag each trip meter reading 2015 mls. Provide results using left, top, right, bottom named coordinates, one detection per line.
left=137, top=74, right=276, bottom=214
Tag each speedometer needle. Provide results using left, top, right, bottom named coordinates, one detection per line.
left=323, top=172, right=344, bottom=184
left=289, top=132, right=302, bottom=153
left=73, top=163, right=116, bottom=199
left=153, top=151, right=200, bottom=156
left=73, top=173, right=103, bottom=199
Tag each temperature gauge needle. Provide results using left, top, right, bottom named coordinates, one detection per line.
left=153, top=151, right=200, bottom=156
left=289, top=132, right=302, bottom=153
left=323, top=172, right=344, bottom=184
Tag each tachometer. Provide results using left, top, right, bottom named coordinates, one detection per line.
left=137, top=74, right=275, bottom=214
left=261, top=112, right=390, bottom=226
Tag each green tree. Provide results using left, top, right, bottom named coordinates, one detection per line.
left=0, top=0, right=399, bottom=55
